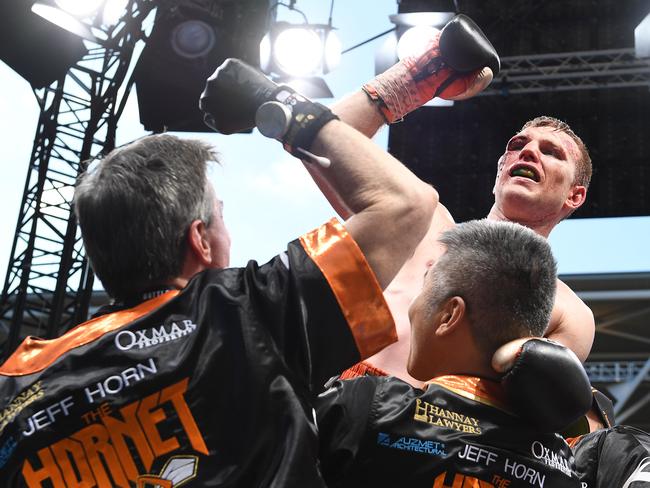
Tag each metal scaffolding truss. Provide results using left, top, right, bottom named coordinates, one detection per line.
left=0, top=1, right=154, bottom=359
left=565, top=273, right=650, bottom=428
left=585, top=360, right=650, bottom=382
left=480, top=48, right=650, bottom=95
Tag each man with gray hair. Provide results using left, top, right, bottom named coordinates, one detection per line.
left=0, top=70, right=447, bottom=484
left=317, top=219, right=585, bottom=487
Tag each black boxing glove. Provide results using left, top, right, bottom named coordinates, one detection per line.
left=562, top=388, right=616, bottom=438
left=200, top=59, right=338, bottom=157
left=439, top=14, right=500, bottom=77
left=495, top=338, right=592, bottom=433
left=363, top=14, right=499, bottom=122
left=200, top=58, right=278, bottom=135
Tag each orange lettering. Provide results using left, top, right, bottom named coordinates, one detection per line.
left=73, top=422, right=129, bottom=487
left=464, top=476, right=494, bottom=487
left=160, top=378, right=208, bottom=455
left=463, top=477, right=484, bottom=488
left=138, top=391, right=179, bottom=457
left=433, top=472, right=465, bottom=488
left=103, top=401, right=155, bottom=479
left=21, top=377, right=208, bottom=486
left=22, top=447, right=65, bottom=488
left=51, top=438, right=95, bottom=487
left=432, top=472, right=495, bottom=488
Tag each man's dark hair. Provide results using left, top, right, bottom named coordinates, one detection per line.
left=74, top=134, right=218, bottom=300
left=425, top=219, right=557, bottom=357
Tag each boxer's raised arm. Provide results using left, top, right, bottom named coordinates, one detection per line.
left=201, top=59, right=436, bottom=289
left=320, top=14, right=498, bottom=215
left=310, top=120, right=437, bottom=288
left=332, top=91, right=386, bottom=139
left=333, top=14, right=498, bottom=138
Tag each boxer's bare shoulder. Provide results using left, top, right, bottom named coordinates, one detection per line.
left=385, top=203, right=454, bottom=297
left=546, top=278, right=595, bottom=362
left=361, top=204, right=455, bottom=386
left=435, top=202, right=456, bottom=227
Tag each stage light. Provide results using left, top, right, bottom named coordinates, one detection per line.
left=635, top=12, right=650, bottom=58
left=134, top=0, right=270, bottom=132
left=0, top=0, right=87, bottom=88
left=376, top=12, right=454, bottom=73
left=324, top=30, right=342, bottom=72
left=30, top=0, right=128, bottom=41
left=274, top=27, right=322, bottom=76
left=375, top=11, right=455, bottom=107
left=31, top=3, right=97, bottom=41
left=171, top=20, right=216, bottom=59
left=102, top=0, right=128, bottom=26
left=260, top=21, right=341, bottom=98
left=55, top=0, right=104, bottom=17
left=397, top=25, right=440, bottom=60
left=277, top=76, right=333, bottom=98
left=392, top=12, right=456, bottom=28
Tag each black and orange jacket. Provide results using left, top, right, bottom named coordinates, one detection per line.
left=573, top=424, right=650, bottom=488
left=0, top=219, right=396, bottom=487
left=569, top=394, right=649, bottom=488
left=317, top=374, right=582, bottom=488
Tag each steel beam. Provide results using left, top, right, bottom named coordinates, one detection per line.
left=480, top=48, right=650, bottom=95
left=0, top=0, right=154, bottom=359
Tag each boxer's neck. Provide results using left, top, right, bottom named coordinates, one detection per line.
left=486, top=205, right=556, bottom=238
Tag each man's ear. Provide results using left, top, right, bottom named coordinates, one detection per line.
left=564, top=185, right=587, bottom=212
left=187, top=219, right=212, bottom=266
left=435, top=296, right=466, bottom=336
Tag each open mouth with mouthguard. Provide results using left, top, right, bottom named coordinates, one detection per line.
left=509, top=164, right=540, bottom=182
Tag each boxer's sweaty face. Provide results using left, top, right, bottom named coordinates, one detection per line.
left=493, top=126, right=583, bottom=224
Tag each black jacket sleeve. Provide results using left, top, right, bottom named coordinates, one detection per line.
left=236, top=220, right=395, bottom=391
left=316, top=376, right=380, bottom=486
left=574, top=425, right=650, bottom=487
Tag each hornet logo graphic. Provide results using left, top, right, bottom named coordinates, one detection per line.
left=621, top=457, right=650, bottom=488
left=137, top=456, right=198, bottom=488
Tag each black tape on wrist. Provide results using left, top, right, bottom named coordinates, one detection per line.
left=268, top=86, right=338, bottom=154
left=283, top=100, right=339, bottom=155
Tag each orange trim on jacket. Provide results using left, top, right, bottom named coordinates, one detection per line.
left=300, top=218, right=397, bottom=359
left=2, top=219, right=395, bottom=377
left=339, top=361, right=389, bottom=380
left=427, top=375, right=512, bottom=414
left=0, top=291, right=179, bottom=377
